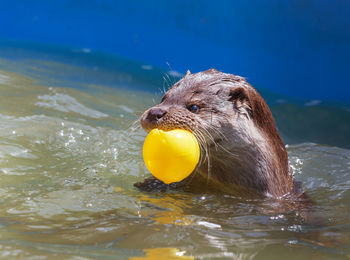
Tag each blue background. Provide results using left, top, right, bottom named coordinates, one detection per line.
left=0, top=0, right=349, bottom=102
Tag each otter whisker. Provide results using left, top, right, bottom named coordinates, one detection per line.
left=198, top=130, right=212, bottom=183
left=152, top=97, right=158, bottom=106
left=208, top=123, right=228, bottom=141
left=206, top=145, right=211, bottom=183
left=198, top=123, right=239, bottom=159
left=198, top=124, right=218, bottom=150
left=202, top=111, right=230, bottom=142
left=191, top=128, right=213, bottom=184
left=129, top=117, right=142, bottom=132
left=198, top=128, right=214, bottom=145
left=192, top=130, right=207, bottom=154
left=162, top=75, right=171, bottom=93
left=163, top=70, right=176, bottom=89
left=130, top=124, right=141, bottom=132
left=165, top=62, right=179, bottom=86
left=192, top=129, right=209, bottom=166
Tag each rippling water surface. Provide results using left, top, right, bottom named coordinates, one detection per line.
left=0, top=44, right=349, bottom=259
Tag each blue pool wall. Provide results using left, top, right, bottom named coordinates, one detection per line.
left=0, top=0, right=349, bottom=103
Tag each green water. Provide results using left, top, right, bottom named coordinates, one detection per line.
left=0, top=45, right=349, bottom=259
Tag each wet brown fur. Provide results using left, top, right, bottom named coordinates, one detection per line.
left=137, top=69, right=296, bottom=198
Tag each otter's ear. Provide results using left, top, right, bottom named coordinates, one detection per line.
left=229, top=87, right=252, bottom=115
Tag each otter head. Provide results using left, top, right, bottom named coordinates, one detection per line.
left=141, top=69, right=234, bottom=137
left=140, top=69, right=292, bottom=197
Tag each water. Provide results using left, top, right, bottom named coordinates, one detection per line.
left=0, top=44, right=349, bottom=259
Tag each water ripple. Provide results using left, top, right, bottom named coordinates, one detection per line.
left=36, top=92, right=108, bottom=119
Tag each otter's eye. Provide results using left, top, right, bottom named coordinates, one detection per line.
left=188, top=104, right=200, bottom=113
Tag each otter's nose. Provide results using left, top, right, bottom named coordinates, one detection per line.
left=146, top=107, right=167, bottom=123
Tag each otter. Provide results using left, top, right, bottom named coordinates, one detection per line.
left=135, top=69, right=299, bottom=198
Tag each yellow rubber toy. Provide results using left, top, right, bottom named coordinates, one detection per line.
left=143, top=129, right=200, bottom=184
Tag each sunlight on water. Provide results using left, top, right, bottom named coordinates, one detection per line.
left=0, top=48, right=349, bottom=259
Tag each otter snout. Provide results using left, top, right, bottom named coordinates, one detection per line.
left=141, top=107, right=167, bottom=131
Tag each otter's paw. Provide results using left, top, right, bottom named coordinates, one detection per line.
left=134, top=177, right=182, bottom=192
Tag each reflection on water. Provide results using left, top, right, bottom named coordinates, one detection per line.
left=130, top=248, right=194, bottom=260
left=0, top=46, right=349, bottom=259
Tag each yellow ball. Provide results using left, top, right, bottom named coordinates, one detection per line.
left=143, top=129, right=200, bottom=184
